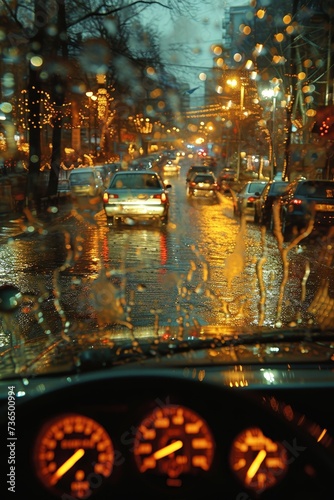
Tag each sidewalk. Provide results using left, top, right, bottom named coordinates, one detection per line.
left=0, top=195, right=72, bottom=241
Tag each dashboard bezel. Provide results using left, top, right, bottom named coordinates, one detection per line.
left=1, top=365, right=334, bottom=499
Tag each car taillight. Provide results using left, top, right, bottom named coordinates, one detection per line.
left=103, top=193, right=118, bottom=202
left=247, top=196, right=257, bottom=202
left=153, top=193, right=168, bottom=203
left=288, top=198, right=302, bottom=212
left=190, top=182, right=196, bottom=187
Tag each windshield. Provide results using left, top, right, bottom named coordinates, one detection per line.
left=0, top=0, right=334, bottom=379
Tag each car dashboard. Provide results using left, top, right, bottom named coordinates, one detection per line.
left=1, top=359, right=334, bottom=500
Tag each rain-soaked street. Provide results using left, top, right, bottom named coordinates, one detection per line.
left=0, top=160, right=333, bottom=352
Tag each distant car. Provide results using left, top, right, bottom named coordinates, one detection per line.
left=186, top=165, right=213, bottom=183
left=254, top=180, right=289, bottom=228
left=103, top=170, right=171, bottom=226
left=217, top=168, right=238, bottom=192
left=218, top=168, right=237, bottom=182
left=162, top=159, right=180, bottom=175
left=104, top=162, right=122, bottom=173
left=201, top=156, right=218, bottom=171
left=234, top=181, right=267, bottom=218
left=93, top=165, right=114, bottom=187
left=68, top=167, right=104, bottom=197
left=278, top=178, right=334, bottom=241
left=187, top=173, right=218, bottom=198
left=128, top=159, right=153, bottom=170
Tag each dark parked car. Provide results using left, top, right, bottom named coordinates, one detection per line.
left=279, top=178, right=334, bottom=241
left=187, top=173, right=218, bottom=198
left=234, top=181, right=267, bottom=218
left=217, top=168, right=238, bottom=192
left=103, top=170, right=171, bottom=226
left=254, top=180, right=289, bottom=228
left=185, top=165, right=213, bottom=183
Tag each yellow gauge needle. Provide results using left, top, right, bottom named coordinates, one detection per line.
left=152, top=440, right=183, bottom=460
left=50, top=448, right=85, bottom=485
left=245, top=449, right=267, bottom=484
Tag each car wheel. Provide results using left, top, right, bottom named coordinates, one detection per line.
left=107, top=216, right=115, bottom=226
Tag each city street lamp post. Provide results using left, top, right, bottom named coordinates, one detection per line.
left=86, top=91, right=98, bottom=156
left=237, top=83, right=245, bottom=181
left=262, top=88, right=278, bottom=179
left=226, top=78, right=245, bottom=180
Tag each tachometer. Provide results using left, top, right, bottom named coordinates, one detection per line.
left=133, top=404, right=215, bottom=488
left=33, top=413, right=114, bottom=499
left=229, top=427, right=288, bottom=492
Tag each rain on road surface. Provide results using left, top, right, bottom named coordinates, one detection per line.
left=0, top=161, right=331, bottom=347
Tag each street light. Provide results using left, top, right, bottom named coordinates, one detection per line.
left=86, top=91, right=98, bottom=155
left=262, top=87, right=279, bottom=179
left=226, top=78, right=245, bottom=180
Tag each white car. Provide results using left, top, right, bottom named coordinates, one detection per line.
left=103, top=170, right=171, bottom=226
left=162, top=159, right=181, bottom=175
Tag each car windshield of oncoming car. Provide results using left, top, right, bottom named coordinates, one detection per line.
left=0, top=0, right=334, bottom=379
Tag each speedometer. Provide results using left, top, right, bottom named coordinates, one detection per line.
left=229, top=427, right=288, bottom=492
left=133, top=404, right=215, bottom=488
left=33, top=413, right=114, bottom=499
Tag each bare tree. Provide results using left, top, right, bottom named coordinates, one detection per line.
left=1, top=0, right=202, bottom=206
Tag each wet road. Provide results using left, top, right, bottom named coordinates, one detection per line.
left=0, top=161, right=333, bottom=345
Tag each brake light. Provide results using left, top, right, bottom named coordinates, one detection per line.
left=247, top=196, right=258, bottom=202
left=190, top=182, right=196, bottom=187
left=103, top=193, right=118, bottom=203
left=288, top=198, right=302, bottom=212
left=153, top=193, right=168, bottom=203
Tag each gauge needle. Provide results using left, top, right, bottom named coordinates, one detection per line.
left=50, top=448, right=85, bottom=485
left=152, top=440, right=183, bottom=460
left=245, top=449, right=267, bottom=484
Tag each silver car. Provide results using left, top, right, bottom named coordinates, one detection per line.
left=103, top=171, right=171, bottom=226
left=234, top=180, right=267, bottom=218
left=68, top=167, right=104, bottom=197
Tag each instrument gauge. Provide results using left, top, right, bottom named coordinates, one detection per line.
left=33, top=413, right=114, bottom=499
left=229, top=427, right=288, bottom=492
left=133, top=404, right=215, bottom=488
